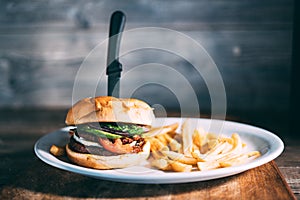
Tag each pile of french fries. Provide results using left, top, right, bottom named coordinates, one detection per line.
left=145, top=119, right=261, bottom=172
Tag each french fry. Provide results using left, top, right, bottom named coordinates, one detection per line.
left=219, top=151, right=261, bottom=167
left=206, top=139, right=218, bottom=151
left=197, top=161, right=220, bottom=171
left=50, top=144, right=65, bottom=156
left=247, top=151, right=261, bottom=158
left=218, top=136, right=233, bottom=145
left=205, top=141, right=228, bottom=156
left=147, top=119, right=261, bottom=173
left=170, top=160, right=193, bottom=172
left=192, top=128, right=206, bottom=149
left=207, top=133, right=217, bottom=140
left=181, top=119, right=194, bottom=157
left=165, top=123, right=180, bottom=138
left=204, top=133, right=242, bottom=158
left=203, top=134, right=243, bottom=162
left=164, top=134, right=182, bottom=152
left=199, top=143, right=209, bottom=154
left=148, top=137, right=169, bottom=152
left=151, top=150, right=167, bottom=160
left=144, top=123, right=179, bottom=138
left=151, top=158, right=172, bottom=171
left=221, top=142, right=233, bottom=154
left=191, top=150, right=206, bottom=162
left=219, top=154, right=249, bottom=167
left=155, top=134, right=169, bottom=146
left=161, top=150, right=198, bottom=165
left=206, top=133, right=218, bottom=150
left=231, top=133, right=243, bottom=152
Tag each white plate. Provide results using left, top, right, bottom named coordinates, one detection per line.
left=34, top=118, right=284, bottom=184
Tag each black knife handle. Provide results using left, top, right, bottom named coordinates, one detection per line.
left=106, top=11, right=126, bottom=97
left=106, top=11, right=126, bottom=72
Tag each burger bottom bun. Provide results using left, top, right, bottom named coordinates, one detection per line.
left=65, top=141, right=151, bottom=169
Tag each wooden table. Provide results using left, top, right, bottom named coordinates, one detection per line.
left=0, top=108, right=299, bottom=199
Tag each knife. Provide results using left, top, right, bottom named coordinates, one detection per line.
left=106, top=11, right=126, bottom=97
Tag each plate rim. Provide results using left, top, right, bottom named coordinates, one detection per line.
left=34, top=117, right=284, bottom=184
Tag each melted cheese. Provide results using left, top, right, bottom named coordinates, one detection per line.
left=73, top=133, right=102, bottom=148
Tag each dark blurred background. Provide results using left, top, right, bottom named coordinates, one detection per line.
left=0, top=0, right=298, bottom=139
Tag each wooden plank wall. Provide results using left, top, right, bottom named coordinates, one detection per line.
left=0, top=0, right=294, bottom=136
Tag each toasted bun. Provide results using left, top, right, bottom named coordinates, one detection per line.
left=65, top=141, right=150, bottom=169
left=65, top=96, right=155, bottom=126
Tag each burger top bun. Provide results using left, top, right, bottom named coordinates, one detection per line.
left=65, top=96, right=155, bottom=126
left=65, top=141, right=151, bottom=170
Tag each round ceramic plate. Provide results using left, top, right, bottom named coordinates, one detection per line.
left=34, top=117, right=284, bottom=184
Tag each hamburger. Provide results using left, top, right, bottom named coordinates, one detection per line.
left=65, top=96, right=154, bottom=169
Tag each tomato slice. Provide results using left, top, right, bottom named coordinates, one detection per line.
left=98, top=138, right=133, bottom=154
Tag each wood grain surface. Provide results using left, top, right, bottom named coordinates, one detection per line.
left=0, top=160, right=296, bottom=200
